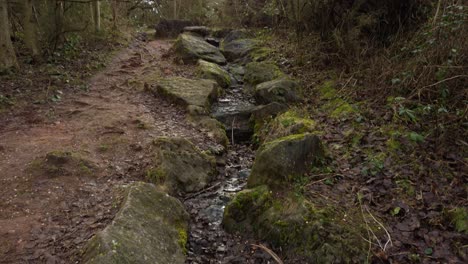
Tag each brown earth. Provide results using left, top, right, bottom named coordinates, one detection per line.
left=0, top=39, right=220, bottom=263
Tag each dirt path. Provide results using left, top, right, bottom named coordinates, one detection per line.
left=0, top=39, right=220, bottom=263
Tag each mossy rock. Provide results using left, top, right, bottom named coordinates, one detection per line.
left=248, top=134, right=324, bottom=188
left=221, top=29, right=253, bottom=45
left=82, top=182, right=189, bottom=264
left=250, top=47, right=274, bottom=62
left=29, top=150, right=95, bottom=177
left=244, top=62, right=284, bottom=87
left=221, top=39, right=259, bottom=62
left=224, top=191, right=369, bottom=262
left=148, top=137, right=217, bottom=194
left=256, top=110, right=317, bottom=144
left=187, top=115, right=229, bottom=148
left=174, top=33, right=226, bottom=65
left=197, top=59, right=231, bottom=88
left=223, top=185, right=272, bottom=233
left=151, top=77, right=219, bottom=110
left=227, top=64, right=245, bottom=83
left=255, top=78, right=302, bottom=104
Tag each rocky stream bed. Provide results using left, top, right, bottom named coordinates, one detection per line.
left=80, top=26, right=375, bottom=264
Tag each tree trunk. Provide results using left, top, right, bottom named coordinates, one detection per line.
left=22, top=0, right=40, bottom=61
left=111, top=0, right=117, bottom=29
left=54, top=0, right=64, bottom=49
left=0, top=0, right=18, bottom=71
left=92, top=0, right=101, bottom=32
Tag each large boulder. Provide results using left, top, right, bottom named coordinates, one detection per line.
left=187, top=115, right=229, bottom=148
left=174, top=33, right=226, bottom=65
left=221, top=39, right=258, bottom=62
left=223, top=189, right=368, bottom=263
left=151, top=77, right=218, bottom=110
left=222, top=29, right=252, bottom=44
left=155, top=19, right=195, bottom=38
left=255, top=78, right=302, bottom=104
left=244, top=62, right=284, bottom=87
left=147, top=137, right=217, bottom=194
left=82, top=182, right=189, bottom=264
left=259, top=111, right=317, bottom=143
left=247, top=133, right=324, bottom=188
left=197, top=59, right=231, bottom=88
left=183, top=26, right=211, bottom=37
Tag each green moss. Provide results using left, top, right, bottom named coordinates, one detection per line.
left=197, top=59, right=231, bottom=88
left=319, top=81, right=337, bottom=99
left=395, top=179, right=415, bottom=196
left=98, top=144, right=110, bottom=152
left=267, top=133, right=307, bottom=146
left=330, top=101, right=356, bottom=118
left=177, top=227, right=188, bottom=254
left=244, top=62, right=284, bottom=86
left=250, top=197, right=369, bottom=262
left=79, top=161, right=93, bottom=176
left=318, top=82, right=357, bottom=119
left=250, top=47, right=273, bottom=62
left=223, top=185, right=272, bottom=233
left=449, top=207, right=468, bottom=233
left=146, top=167, right=166, bottom=184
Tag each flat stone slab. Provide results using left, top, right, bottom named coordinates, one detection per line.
left=82, top=182, right=189, bottom=264
left=174, top=33, right=226, bottom=65
left=149, top=137, right=217, bottom=193
left=255, top=78, right=302, bottom=104
left=153, top=77, right=219, bottom=109
left=197, top=59, right=231, bottom=88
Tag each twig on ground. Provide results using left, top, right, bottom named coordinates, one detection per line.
left=184, top=182, right=221, bottom=201
left=231, top=117, right=236, bottom=145
left=251, top=244, right=284, bottom=264
left=364, top=205, right=393, bottom=251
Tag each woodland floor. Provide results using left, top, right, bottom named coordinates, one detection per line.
left=0, top=32, right=466, bottom=264
left=0, top=38, right=219, bottom=263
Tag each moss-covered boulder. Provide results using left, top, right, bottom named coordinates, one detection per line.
left=221, top=39, right=258, bottom=62
left=197, top=59, right=231, bottom=88
left=187, top=115, right=229, bottom=148
left=248, top=134, right=324, bottom=188
left=82, top=182, right=189, bottom=264
left=174, top=33, right=226, bottom=65
left=29, top=150, right=95, bottom=177
left=223, top=185, right=272, bottom=233
left=223, top=192, right=368, bottom=263
left=255, top=78, right=302, bottom=104
left=151, top=77, right=218, bottom=110
left=147, top=137, right=217, bottom=194
left=227, top=64, right=245, bottom=83
left=244, top=62, right=284, bottom=87
left=259, top=111, right=317, bottom=143
left=222, top=29, right=252, bottom=44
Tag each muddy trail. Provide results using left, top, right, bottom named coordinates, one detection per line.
left=0, top=37, right=274, bottom=263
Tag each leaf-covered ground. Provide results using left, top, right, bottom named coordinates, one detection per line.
left=261, top=31, right=467, bottom=263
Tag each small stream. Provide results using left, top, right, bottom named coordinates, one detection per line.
left=185, top=64, right=269, bottom=263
